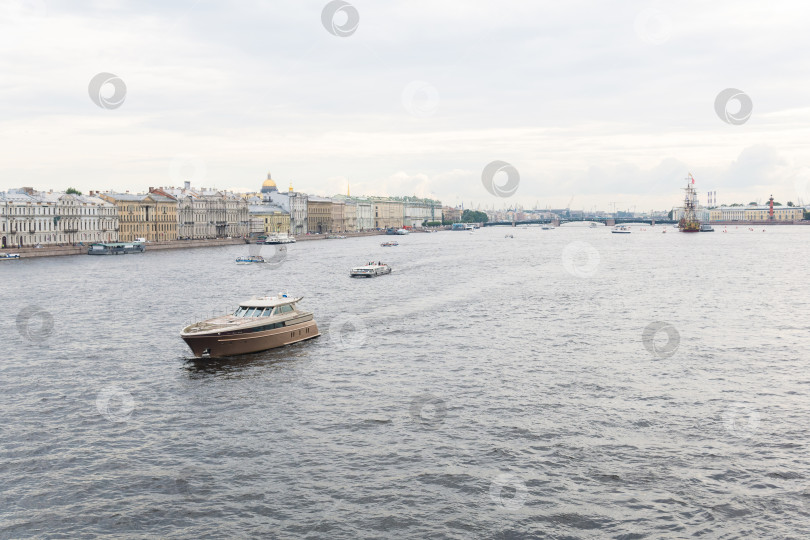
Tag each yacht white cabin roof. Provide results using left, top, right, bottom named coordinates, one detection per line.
left=239, top=293, right=301, bottom=308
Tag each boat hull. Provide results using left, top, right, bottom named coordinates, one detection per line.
left=182, top=319, right=320, bottom=358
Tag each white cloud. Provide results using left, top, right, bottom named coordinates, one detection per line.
left=1, top=0, right=810, bottom=209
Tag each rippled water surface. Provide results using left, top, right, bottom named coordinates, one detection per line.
left=3, top=225, right=810, bottom=539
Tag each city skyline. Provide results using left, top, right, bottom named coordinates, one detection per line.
left=2, top=1, right=810, bottom=210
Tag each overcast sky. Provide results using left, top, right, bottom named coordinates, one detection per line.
left=2, top=0, right=810, bottom=210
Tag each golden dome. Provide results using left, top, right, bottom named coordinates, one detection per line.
left=263, top=176, right=276, bottom=188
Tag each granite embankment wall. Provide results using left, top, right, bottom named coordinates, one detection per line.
left=10, top=229, right=445, bottom=258
left=13, top=238, right=245, bottom=259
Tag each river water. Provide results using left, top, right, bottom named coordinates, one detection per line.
left=3, top=225, right=810, bottom=539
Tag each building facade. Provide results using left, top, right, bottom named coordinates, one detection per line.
left=673, top=205, right=805, bottom=222
left=100, top=192, right=178, bottom=242
left=330, top=200, right=345, bottom=232
left=442, top=206, right=461, bottom=223
left=372, top=197, right=404, bottom=229
left=399, top=196, right=443, bottom=227
left=263, top=176, right=308, bottom=235
left=307, top=197, right=332, bottom=233
left=249, top=203, right=290, bottom=235
left=343, top=201, right=357, bottom=232
left=1, top=189, right=119, bottom=248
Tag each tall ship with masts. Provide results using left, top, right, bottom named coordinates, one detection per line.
left=678, top=173, right=701, bottom=232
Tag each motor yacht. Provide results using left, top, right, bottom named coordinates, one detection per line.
left=611, top=225, right=631, bottom=234
left=181, top=294, right=319, bottom=358
left=0, top=253, right=21, bottom=260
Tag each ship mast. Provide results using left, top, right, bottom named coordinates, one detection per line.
left=679, top=173, right=700, bottom=231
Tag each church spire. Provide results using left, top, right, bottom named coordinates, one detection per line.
left=347, top=178, right=350, bottom=197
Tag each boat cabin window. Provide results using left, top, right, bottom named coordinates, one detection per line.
left=234, top=307, right=247, bottom=317
left=277, top=304, right=294, bottom=314
left=261, top=308, right=275, bottom=317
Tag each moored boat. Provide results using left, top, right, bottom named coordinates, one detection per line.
left=350, top=262, right=392, bottom=277
left=263, top=233, right=296, bottom=244
left=87, top=242, right=145, bottom=255
left=0, top=252, right=21, bottom=260
left=236, top=255, right=266, bottom=264
left=326, top=234, right=347, bottom=239
left=181, top=294, right=319, bottom=358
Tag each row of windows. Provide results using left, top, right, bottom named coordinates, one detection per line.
left=233, top=304, right=295, bottom=318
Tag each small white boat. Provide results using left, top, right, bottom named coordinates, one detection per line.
left=0, top=253, right=21, bottom=260
left=236, top=255, right=266, bottom=264
left=589, top=222, right=599, bottom=228
left=263, top=233, right=296, bottom=244
left=395, top=228, right=410, bottom=235
left=326, top=235, right=347, bottom=239
left=350, top=262, right=392, bottom=277
left=541, top=225, right=555, bottom=230
left=611, top=225, right=631, bottom=234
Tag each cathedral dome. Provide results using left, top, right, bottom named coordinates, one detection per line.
left=261, top=173, right=278, bottom=193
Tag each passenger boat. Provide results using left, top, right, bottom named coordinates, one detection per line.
left=611, top=225, right=631, bottom=234
left=0, top=252, right=21, bottom=260
left=263, top=233, right=296, bottom=244
left=181, top=294, right=319, bottom=358
left=87, top=242, right=145, bottom=255
left=236, top=255, right=265, bottom=264
left=326, top=234, right=347, bottom=239
left=699, top=224, right=714, bottom=232
left=381, top=241, right=399, bottom=247
left=350, top=262, right=392, bottom=277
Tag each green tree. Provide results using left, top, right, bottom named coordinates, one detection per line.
left=461, top=209, right=488, bottom=223
left=748, top=202, right=757, bottom=206
left=66, top=187, right=82, bottom=195
left=787, top=201, right=794, bottom=207
left=667, top=209, right=673, bottom=219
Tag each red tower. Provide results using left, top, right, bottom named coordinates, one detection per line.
left=769, top=195, right=774, bottom=220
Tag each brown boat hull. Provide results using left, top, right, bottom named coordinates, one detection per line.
left=182, top=320, right=320, bottom=358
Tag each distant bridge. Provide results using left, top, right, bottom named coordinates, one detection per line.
left=483, top=217, right=678, bottom=227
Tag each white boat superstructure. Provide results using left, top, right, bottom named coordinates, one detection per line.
left=264, top=233, right=296, bottom=244
left=350, top=262, right=392, bottom=278
left=0, top=253, right=21, bottom=260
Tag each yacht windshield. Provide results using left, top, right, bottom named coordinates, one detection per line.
left=234, top=307, right=247, bottom=317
